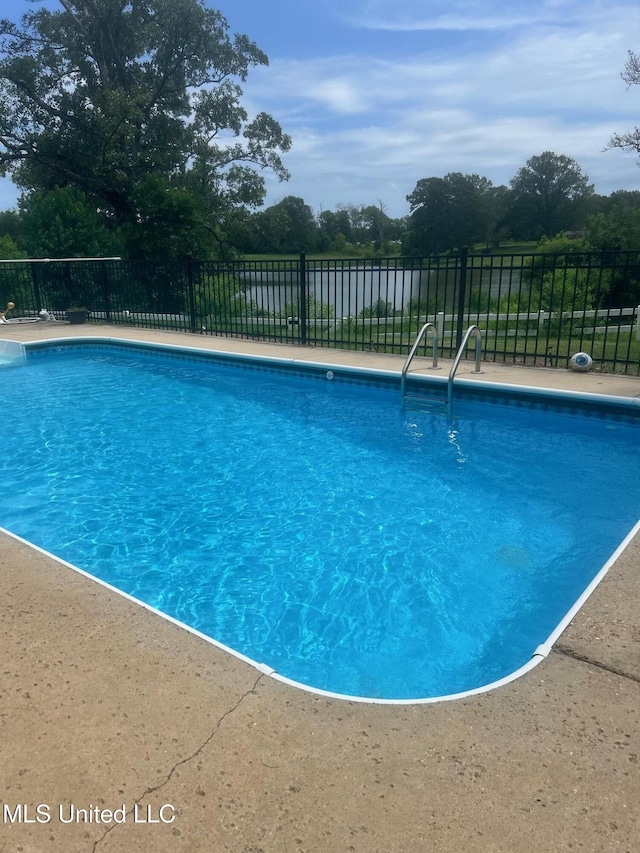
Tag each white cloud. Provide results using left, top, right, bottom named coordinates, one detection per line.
left=1, top=0, right=638, bottom=218
left=238, top=0, right=640, bottom=215
left=352, top=12, right=553, bottom=33
left=338, top=0, right=633, bottom=32
left=309, top=78, right=369, bottom=114
left=245, top=10, right=635, bottom=122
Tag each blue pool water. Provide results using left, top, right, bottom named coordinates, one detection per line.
left=1, top=342, right=639, bottom=700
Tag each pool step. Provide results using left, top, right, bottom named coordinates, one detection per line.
left=403, top=394, right=449, bottom=416
left=0, top=339, right=26, bottom=367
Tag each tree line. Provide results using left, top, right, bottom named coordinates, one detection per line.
left=3, top=152, right=640, bottom=261
left=0, top=2, right=638, bottom=262
left=223, top=153, right=640, bottom=257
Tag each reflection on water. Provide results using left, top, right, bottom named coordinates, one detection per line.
left=243, top=268, right=429, bottom=316
left=241, top=266, right=521, bottom=317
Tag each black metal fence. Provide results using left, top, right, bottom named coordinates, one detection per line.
left=1, top=248, right=639, bottom=374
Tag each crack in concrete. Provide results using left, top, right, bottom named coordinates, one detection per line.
left=553, top=644, right=640, bottom=684
left=89, top=672, right=266, bottom=852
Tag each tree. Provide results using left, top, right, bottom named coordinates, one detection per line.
left=477, top=184, right=511, bottom=247
left=251, top=205, right=290, bottom=253
left=538, top=267, right=606, bottom=315
left=121, top=175, right=211, bottom=260
left=522, top=234, right=607, bottom=317
left=20, top=186, right=123, bottom=257
left=360, top=203, right=395, bottom=251
left=0, top=208, right=23, bottom=247
left=0, top=233, right=24, bottom=259
left=508, top=152, right=594, bottom=240
left=318, top=208, right=353, bottom=249
left=269, top=196, right=318, bottom=253
left=249, top=196, right=317, bottom=253
left=342, top=205, right=369, bottom=246
left=607, top=50, right=640, bottom=160
left=0, top=0, right=291, bottom=259
left=585, top=190, right=640, bottom=305
left=586, top=191, right=640, bottom=251
left=404, top=172, right=493, bottom=255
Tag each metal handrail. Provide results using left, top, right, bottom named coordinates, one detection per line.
left=400, top=322, right=440, bottom=402
left=447, top=325, right=483, bottom=416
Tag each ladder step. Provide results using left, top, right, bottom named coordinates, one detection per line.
left=403, top=395, right=448, bottom=415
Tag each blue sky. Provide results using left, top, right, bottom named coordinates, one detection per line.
left=1, top=0, right=639, bottom=216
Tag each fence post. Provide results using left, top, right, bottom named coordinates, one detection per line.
left=186, top=257, right=197, bottom=334
left=100, top=262, right=111, bottom=322
left=455, top=246, right=468, bottom=350
left=635, top=306, right=640, bottom=341
left=299, top=252, right=307, bottom=345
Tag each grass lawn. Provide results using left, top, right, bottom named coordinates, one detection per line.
left=242, top=251, right=397, bottom=262
left=242, top=243, right=543, bottom=263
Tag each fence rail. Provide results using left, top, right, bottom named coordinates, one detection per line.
left=0, top=247, right=639, bottom=374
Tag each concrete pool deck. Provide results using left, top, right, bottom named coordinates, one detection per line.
left=0, top=322, right=639, bottom=853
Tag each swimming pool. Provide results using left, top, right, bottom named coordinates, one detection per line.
left=1, top=338, right=639, bottom=702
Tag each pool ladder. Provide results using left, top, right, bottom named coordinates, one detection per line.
left=401, top=324, right=483, bottom=418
